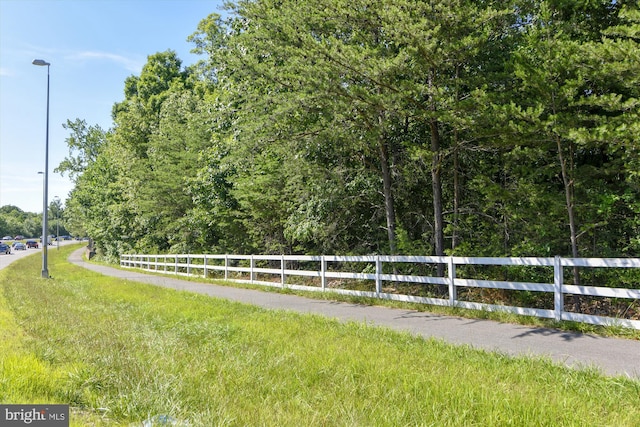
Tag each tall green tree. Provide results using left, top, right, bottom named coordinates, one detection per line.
left=506, top=0, right=630, bottom=287
left=107, top=51, right=210, bottom=253
left=139, top=81, right=217, bottom=252
left=379, top=0, right=517, bottom=266
left=572, top=3, right=640, bottom=255
left=111, top=50, right=187, bottom=159
left=55, top=119, right=107, bottom=182
left=64, top=139, right=137, bottom=260
left=201, top=0, right=518, bottom=258
left=60, top=0, right=640, bottom=264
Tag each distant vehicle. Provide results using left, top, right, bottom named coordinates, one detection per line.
left=14, top=235, right=24, bottom=240
left=2, top=236, right=12, bottom=240
left=13, top=242, right=26, bottom=251
left=0, top=243, right=10, bottom=254
left=25, top=240, right=39, bottom=249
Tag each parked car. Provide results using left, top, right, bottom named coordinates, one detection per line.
left=13, top=242, right=26, bottom=250
left=0, top=243, right=10, bottom=254
left=2, top=236, right=12, bottom=240
left=25, top=240, right=39, bottom=249
left=14, top=235, right=24, bottom=241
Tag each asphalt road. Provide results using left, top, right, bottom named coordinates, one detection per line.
left=0, top=239, right=78, bottom=270
left=0, top=242, right=43, bottom=269
left=61, top=248, right=640, bottom=380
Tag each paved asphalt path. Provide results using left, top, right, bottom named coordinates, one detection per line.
left=26, top=247, right=633, bottom=379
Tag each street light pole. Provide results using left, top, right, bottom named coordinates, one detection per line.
left=33, top=59, right=50, bottom=279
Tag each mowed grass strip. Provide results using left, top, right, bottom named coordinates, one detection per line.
left=1, top=245, right=639, bottom=426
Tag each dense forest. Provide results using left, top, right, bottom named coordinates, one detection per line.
left=0, top=202, right=67, bottom=239
left=55, top=0, right=639, bottom=264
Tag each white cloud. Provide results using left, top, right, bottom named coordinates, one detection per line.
left=67, top=50, right=144, bottom=73
left=0, top=67, right=13, bottom=77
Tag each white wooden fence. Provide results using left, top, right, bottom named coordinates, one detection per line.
left=120, top=254, right=640, bottom=330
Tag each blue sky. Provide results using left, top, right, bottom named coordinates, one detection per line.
left=0, top=0, right=226, bottom=213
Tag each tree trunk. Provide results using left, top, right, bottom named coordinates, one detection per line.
left=451, top=66, right=460, bottom=252
left=452, top=131, right=460, bottom=251
left=557, top=137, right=581, bottom=310
left=431, top=118, right=445, bottom=277
left=379, top=134, right=397, bottom=255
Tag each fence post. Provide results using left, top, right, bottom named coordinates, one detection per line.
left=375, top=256, right=382, bottom=294
left=281, top=255, right=286, bottom=288
left=250, top=255, right=255, bottom=283
left=225, top=255, right=229, bottom=280
left=187, top=255, right=191, bottom=276
left=204, top=255, right=208, bottom=278
left=321, top=257, right=327, bottom=291
left=554, top=256, right=563, bottom=322
left=448, top=257, right=457, bottom=307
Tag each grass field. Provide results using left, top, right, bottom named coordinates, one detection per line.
left=1, top=244, right=639, bottom=426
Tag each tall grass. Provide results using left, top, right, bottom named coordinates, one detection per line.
left=1, top=245, right=639, bottom=426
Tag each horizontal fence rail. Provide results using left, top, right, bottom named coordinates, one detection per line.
left=120, top=254, right=640, bottom=330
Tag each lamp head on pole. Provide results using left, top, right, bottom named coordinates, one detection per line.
left=32, top=59, right=50, bottom=66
